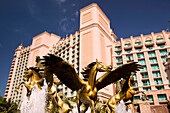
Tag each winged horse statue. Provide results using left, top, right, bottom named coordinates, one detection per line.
left=41, top=54, right=141, bottom=113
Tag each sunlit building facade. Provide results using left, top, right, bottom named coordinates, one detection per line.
left=4, top=3, right=170, bottom=105
left=4, top=45, right=30, bottom=102
left=112, top=31, right=170, bottom=105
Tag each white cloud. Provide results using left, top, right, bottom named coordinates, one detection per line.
left=71, top=18, right=75, bottom=21
left=59, top=17, right=68, bottom=32
left=62, top=9, right=67, bottom=13
left=72, top=3, right=76, bottom=7
left=58, top=17, right=75, bottom=34
left=75, top=11, right=78, bottom=17
left=55, top=0, right=66, bottom=4
left=59, top=17, right=67, bottom=24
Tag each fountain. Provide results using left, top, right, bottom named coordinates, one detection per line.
left=16, top=54, right=146, bottom=113
left=19, top=80, right=48, bottom=113
left=115, top=100, right=131, bottom=113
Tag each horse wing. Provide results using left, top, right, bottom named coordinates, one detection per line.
left=42, top=54, right=84, bottom=91
left=96, top=62, right=142, bottom=91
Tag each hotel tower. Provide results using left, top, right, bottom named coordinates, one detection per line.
left=4, top=3, right=170, bottom=106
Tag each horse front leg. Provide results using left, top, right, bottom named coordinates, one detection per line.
left=91, top=100, right=95, bottom=113
left=141, top=91, right=149, bottom=100
left=77, top=91, right=81, bottom=113
left=134, top=91, right=149, bottom=100
left=16, top=81, right=25, bottom=93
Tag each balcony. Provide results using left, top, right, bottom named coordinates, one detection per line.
left=141, top=74, right=149, bottom=79
left=134, top=42, right=142, bottom=48
left=8, top=77, right=12, bottom=80
left=124, top=43, right=132, bottom=49
left=142, top=83, right=150, bottom=86
left=115, top=46, right=121, bottom=52
left=7, top=83, right=10, bottom=86
left=145, top=40, right=154, bottom=46
left=156, top=38, right=165, bottom=45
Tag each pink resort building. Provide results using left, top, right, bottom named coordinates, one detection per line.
left=4, top=3, right=170, bottom=106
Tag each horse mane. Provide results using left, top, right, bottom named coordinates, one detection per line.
left=28, top=67, right=41, bottom=73
left=81, top=62, right=97, bottom=79
left=121, top=75, right=133, bottom=92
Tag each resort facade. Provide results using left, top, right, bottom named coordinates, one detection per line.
left=4, top=3, right=170, bottom=105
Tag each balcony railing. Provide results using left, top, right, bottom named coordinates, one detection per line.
left=124, top=43, right=132, bottom=49
left=145, top=40, right=154, bottom=46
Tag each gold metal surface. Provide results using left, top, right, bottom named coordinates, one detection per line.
left=100, top=75, right=148, bottom=113
left=42, top=54, right=142, bottom=113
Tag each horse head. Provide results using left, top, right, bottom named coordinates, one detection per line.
left=95, top=59, right=112, bottom=72
left=24, top=68, right=32, bottom=81
left=129, top=75, right=135, bottom=86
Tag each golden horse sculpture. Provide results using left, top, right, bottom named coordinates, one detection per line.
left=16, top=56, right=56, bottom=96
left=100, top=75, right=148, bottom=113
left=41, top=54, right=142, bottom=113
left=16, top=67, right=44, bottom=96
left=47, top=80, right=72, bottom=113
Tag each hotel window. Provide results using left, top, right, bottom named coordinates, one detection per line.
left=156, top=86, right=164, bottom=90
left=153, top=71, right=161, bottom=77
left=140, top=66, right=147, bottom=72
left=148, top=51, right=156, bottom=57
left=71, top=92, right=74, bottom=96
left=145, top=40, right=153, bottom=44
left=154, top=79, right=163, bottom=85
left=115, top=46, right=121, bottom=50
left=135, top=42, right=141, bottom=45
left=151, top=65, right=159, bottom=70
left=116, top=57, right=123, bottom=62
left=117, top=63, right=123, bottom=66
left=133, top=74, right=137, bottom=80
left=124, top=43, right=131, bottom=47
left=126, top=54, right=133, bottom=61
left=66, top=58, right=69, bottom=62
left=133, top=81, right=138, bottom=87
left=156, top=38, right=165, bottom=42
left=141, top=73, right=148, bottom=79
left=77, top=48, right=79, bottom=52
left=67, top=53, right=69, bottom=57
left=137, top=53, right=144, bottom=58
left=72, top=47, right=75, bottom=51
left=161, top=56, right=166, bottom=62
left=160, top=49, right=167, bottom=56
left=73, top=38, right=76, bottom=42
left=116, top=51, right=121, bottom=55
left=158, top=44, right=165, bottom=48
left=147, top=45, right=153, bottom=50
left=143, top=87, right=151, bottom=91
left=77, top=44, right=79, bottom=47
left=76, top=68, right=79, bottom=73
left=65, top=93, right=67, bottom=97
left=138, top=59, right=146, bottom=65
left=142, top=80, right=150, bottom=86
left=126, top=49, right=131, bottom=53
left=133, top=96, right=140, bottom=100
left=149, top=58, right=157, bottom=63
left=72, top=60, right=74, bottom=65
left=167, top=78, right=170, bottom=84
left=65, top=88, right=67, bottom=92
left=148, top=95, right=153, bottom=101
left=158, top=94, right=167, bottom=101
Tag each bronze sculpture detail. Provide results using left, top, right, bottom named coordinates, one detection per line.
left=100, top=75, right=148, bottom=113
left=16, top=53, right=148, bottom=113
left=42, top=54, right=142, bottom=113
left=16, top=67, right=44, bottom=96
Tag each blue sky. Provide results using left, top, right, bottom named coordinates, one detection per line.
left=0, top=0, right=170, bottom=97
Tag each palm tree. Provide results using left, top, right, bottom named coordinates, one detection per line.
left=0, top=96, right=19, bottom=113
